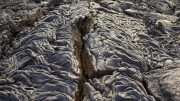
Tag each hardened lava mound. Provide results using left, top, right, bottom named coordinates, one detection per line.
left=0, top=0, right=179, bottom=101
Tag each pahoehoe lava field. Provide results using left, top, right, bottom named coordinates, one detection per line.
left=0, top=0, right=180, bottom=101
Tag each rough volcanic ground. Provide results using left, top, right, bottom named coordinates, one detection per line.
left=0, top=0, right=179, bottom=101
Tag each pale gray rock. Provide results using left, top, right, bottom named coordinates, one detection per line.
left=83, top=67, right=155, bottom=101
left=144, top=60, right=180, bottom=101
left=0, top=0, right=179, bottom=101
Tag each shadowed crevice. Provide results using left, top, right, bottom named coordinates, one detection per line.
left=72, top=16, right=94, bottom=101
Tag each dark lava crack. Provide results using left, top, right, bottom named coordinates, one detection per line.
left=73, top=16, right=94, bottom=101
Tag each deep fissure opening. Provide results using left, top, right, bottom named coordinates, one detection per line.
left=72, top=16, right=94, bottom=101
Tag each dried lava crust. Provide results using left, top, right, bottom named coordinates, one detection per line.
left=0, top=0, right=179, bottom=101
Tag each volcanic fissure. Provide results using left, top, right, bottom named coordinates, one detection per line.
left=72, top=16, right=94, bottom=101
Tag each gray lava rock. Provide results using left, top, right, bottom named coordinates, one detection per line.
left=0, top=0, right=179, bottom=101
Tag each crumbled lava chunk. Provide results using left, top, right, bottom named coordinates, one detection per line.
left=0, top=0, right=179, bottom=101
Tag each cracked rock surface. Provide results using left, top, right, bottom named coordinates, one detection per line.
left=0, top=0, right=179, bottom=101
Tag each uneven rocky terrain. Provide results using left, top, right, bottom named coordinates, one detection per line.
left=0, top=0, right=179, bottom=101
